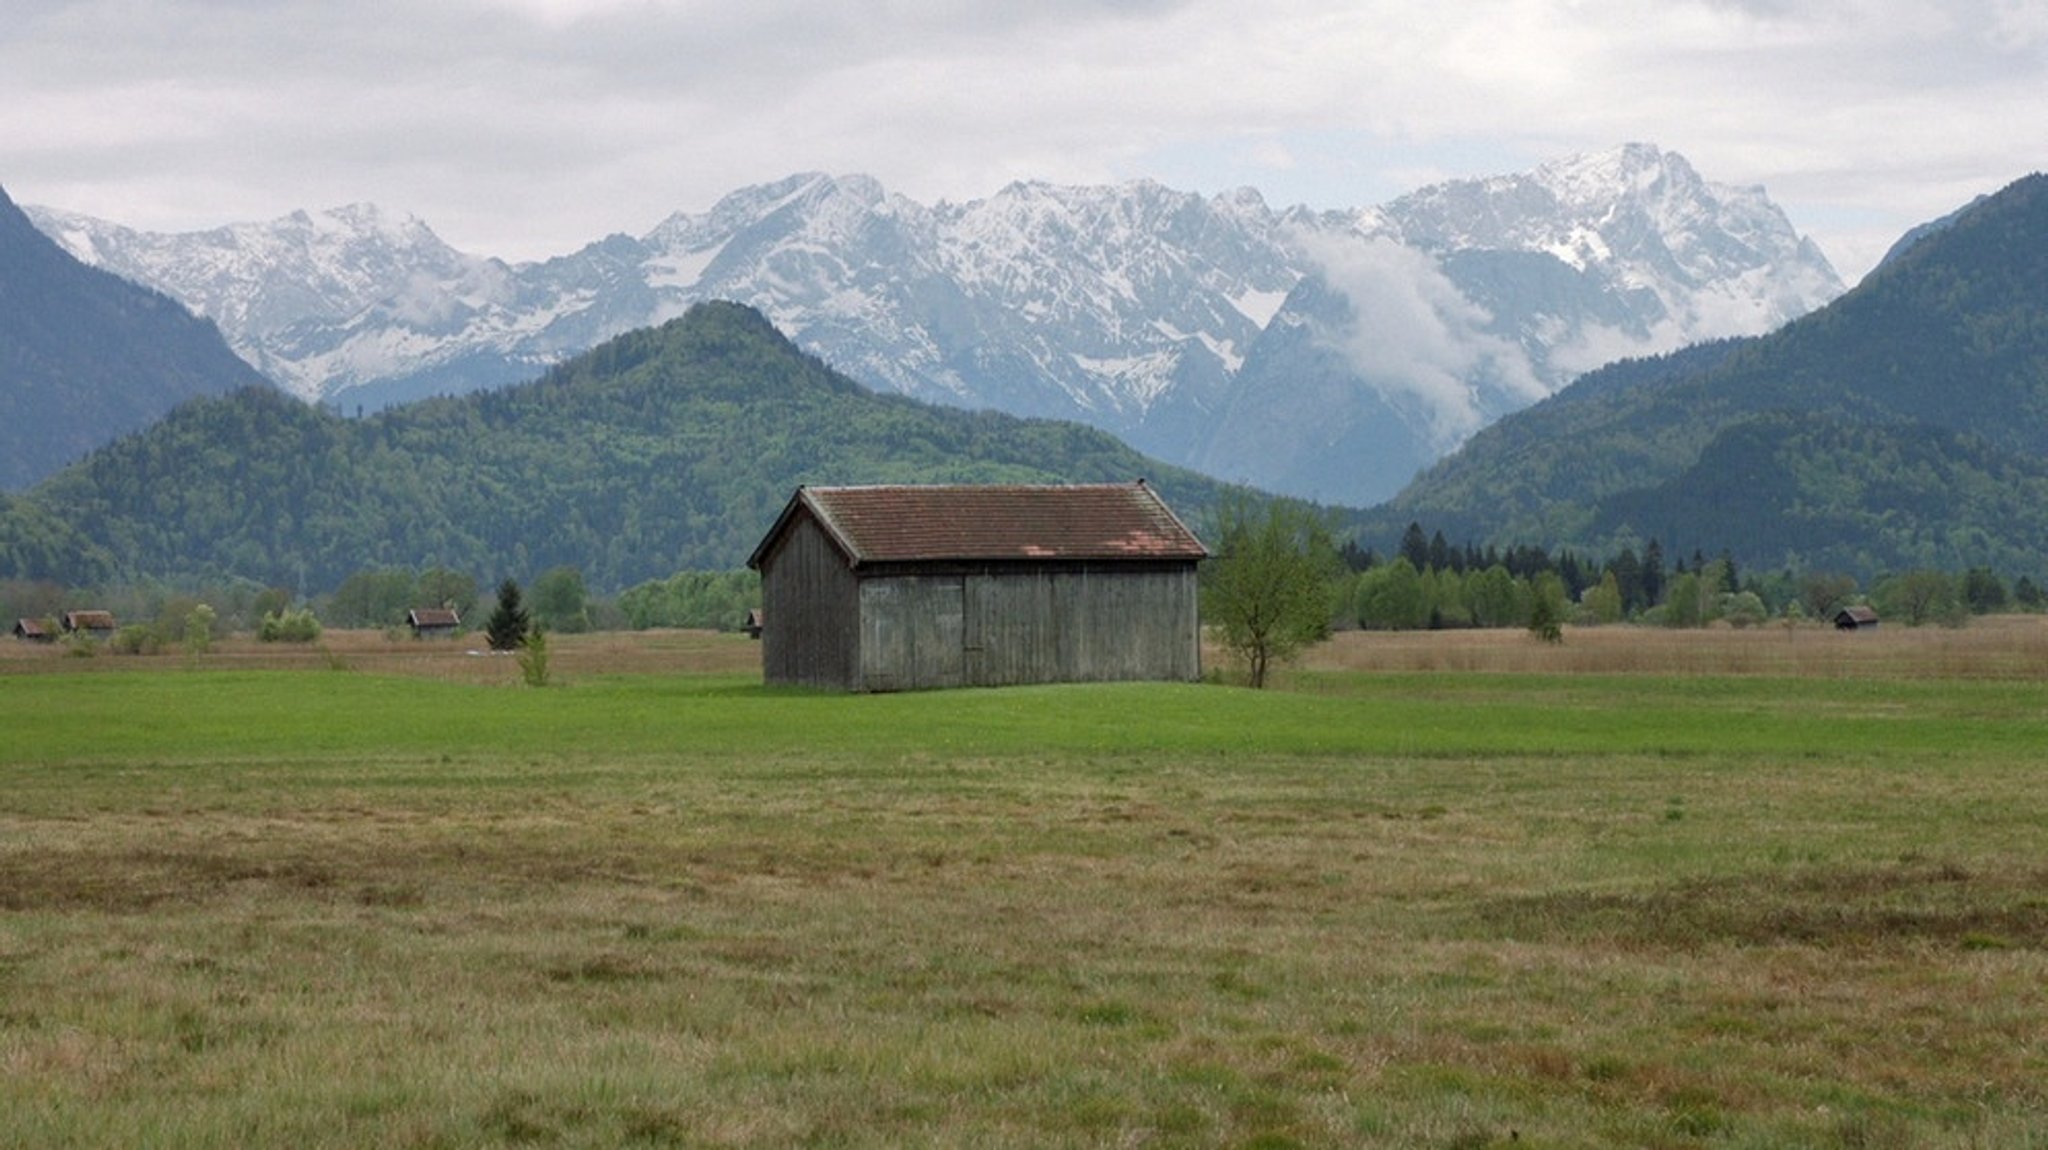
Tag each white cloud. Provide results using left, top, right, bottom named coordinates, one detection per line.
left=1298, top=231, right=1546, bottom=450
left=0, top=0, right=2039, bottom=279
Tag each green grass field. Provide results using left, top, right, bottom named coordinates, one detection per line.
left=4, top=632, right=2047, bottom=1147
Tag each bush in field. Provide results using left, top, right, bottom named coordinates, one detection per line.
left=1721, top=591, right=1768, bottom=628
left=517, top=625, right=551, bottom=687
left=259, top=608, right=323, bottom=643
left=109, top=624, right=164, bottom=655
left=183, top=604, right=216, bottom=657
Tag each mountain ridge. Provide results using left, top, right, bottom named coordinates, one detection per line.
left=0, top=183, right=274, bottom=491
left=0, top=301, right=1256, bottom=592
left=1372, top=172, right=2048, bottom=579
left=27, top=144, right=1843, bottom=504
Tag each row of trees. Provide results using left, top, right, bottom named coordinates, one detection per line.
left=1356, top=522, right=2045, bottom=630
left=1200, top=508, right=2048, bottom=687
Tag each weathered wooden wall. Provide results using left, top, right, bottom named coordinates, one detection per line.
left=856, top=563, right=1200, bottom=691
left=758, top=514, right=860, bottom=689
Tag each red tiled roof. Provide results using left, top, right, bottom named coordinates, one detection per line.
left=751, top=482, right=1208, bottom=568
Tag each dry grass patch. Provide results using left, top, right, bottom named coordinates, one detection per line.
left=0, top=627, right=762, bottom=682
left=1299, top=615, right=2048, bottom=680
left=6, top=639, right=2048, bottom=1145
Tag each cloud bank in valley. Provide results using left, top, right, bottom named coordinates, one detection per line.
left=1297, top=231, right=1547, bottom=451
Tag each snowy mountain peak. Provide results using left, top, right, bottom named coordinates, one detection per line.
left=29, top=145, right=1844, bottom=504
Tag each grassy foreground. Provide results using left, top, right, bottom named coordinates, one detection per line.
left=3, top=630, right=2048, bottom=1147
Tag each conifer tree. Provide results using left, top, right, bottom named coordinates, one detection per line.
left=485, top=578, right=530, bottom=651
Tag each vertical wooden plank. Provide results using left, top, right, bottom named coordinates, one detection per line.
left=760, top=513, right=858, bottom=690
left=860, top=576, right=965, bottom=691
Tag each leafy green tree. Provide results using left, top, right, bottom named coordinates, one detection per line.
left=1526, top=572, right=1566, bottom=643
left=183, top=604, right=216, bottom=657
left=1420, top=567, right=1467, bottom=628
left=485, top=579, right=531, bottom=651
left=417, top=567, right=478, bottom=619
left=1355, top=558, right=1427, bottom=631
left=1720, top=591, right=1768, bottom=629
left=1583, top=571, right=1624, bottom=625
left=616, top=570, right=761, bottom=630
left=329, top=567, right=417, bottom=628
left=1467, top=564, right=1522, bottom=628
left=1799, top=572, right=1859, bottom=622
left=1874, top=569, right=1966, bottom=627
left=1663, top=572, right=1704, bottom=628
left=1961, top=567, right=2008, bottom=614
left=2015, top=575, right=2045, bottom=611
left=1202, top=498, right=1342, bottom=688
left=1605, top=548, right=1644, bottom=614
left=530, top=566, right=591, bottom=633
left=250, top=586, right=293, bottom=625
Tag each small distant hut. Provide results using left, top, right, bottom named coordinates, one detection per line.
left=1834, top=605, right=1881, bottom=631
left=742, top=608, right=765, bottom=640
left=747, top=481, right=1207, bottom=692
left=61, top=610, right=116, bottom=638
left=407, top=607, right=461, bottom=638
left=13, top=618, right=53, bottom=642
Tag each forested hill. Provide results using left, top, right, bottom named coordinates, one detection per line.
left=0, top=184, right=274, bottom=490
left=1367, top=172, right=2048, bottom=579
left=1, top=302, right=1249, bottom=592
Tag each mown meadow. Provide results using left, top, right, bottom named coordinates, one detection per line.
left=3, top=625, right=2047, bottom=1147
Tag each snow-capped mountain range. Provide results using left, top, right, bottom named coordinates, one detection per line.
left=27, top=144, right=1842, bottom=505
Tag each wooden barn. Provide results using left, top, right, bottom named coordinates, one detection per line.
left=747, top=482, right=1208, bottom=692
left=407, top=607, right=461, bottom=638
left=1834, top=605, right=1881, bottom=630
left=61, top=610, right=116, bottom=638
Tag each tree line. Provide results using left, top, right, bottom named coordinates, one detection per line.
left=1341, top=522, right=2043, bottom=632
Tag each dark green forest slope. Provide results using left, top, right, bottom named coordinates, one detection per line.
left=1371, top=172, right=2048, bottom=577
left=1, top=302, right=1242, bottom=591
left=0, top=184, right=274, bottom=490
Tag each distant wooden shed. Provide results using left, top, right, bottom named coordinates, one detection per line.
left=742, top=608, right=765, bottom=640
left=61, top=610, right=116, bottom=637
left=1834, top=605, right=1881, bottom=630
left=13, top=618, right=53, bottom=642
left=747, top=482, right=1207, bottom=692
left=408, top=607, right=461, bottom=638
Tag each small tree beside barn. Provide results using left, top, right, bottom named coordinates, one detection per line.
left=747, top=483, right=1207, bottom=692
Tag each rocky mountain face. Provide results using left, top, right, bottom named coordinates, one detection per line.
left=27, top=144, right=1842, bottom=505
left=0, top=184, right=272, bottom=491
left=1364, top=172, right=2048, bottom=580
left=1198, top=145, right=1846, bottom=500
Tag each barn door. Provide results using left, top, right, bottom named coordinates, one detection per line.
left=858, top=577, right=964, bottom=691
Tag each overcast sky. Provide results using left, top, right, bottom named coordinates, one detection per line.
left=3, top=0, right=2040, bottom=283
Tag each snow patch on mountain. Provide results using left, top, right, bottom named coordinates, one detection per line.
left=27, top=143, right=1843, bottom=505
